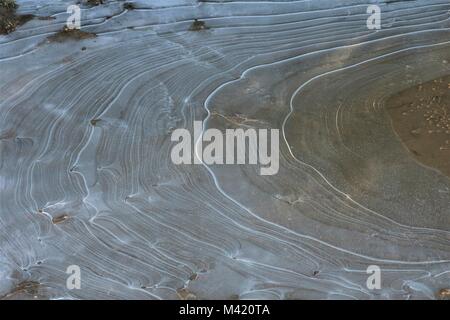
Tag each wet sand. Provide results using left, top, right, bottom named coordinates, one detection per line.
left=386, top=76, right=450, bottom=178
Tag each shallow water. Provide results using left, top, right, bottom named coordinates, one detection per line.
left=0, top=0, right=449, bottom=299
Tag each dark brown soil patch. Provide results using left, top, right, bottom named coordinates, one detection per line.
left=189, top=19, right=208, bottom=31
left=123, top=2, right=135, bottom=10
left=0, top=1, right=34, bottom=35
left=37, top=15, right=56, bottom=21
left=52, top=214, right=70, bottom=224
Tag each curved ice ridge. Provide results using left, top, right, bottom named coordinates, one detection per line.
left=0, top=0, right=449, bottom=299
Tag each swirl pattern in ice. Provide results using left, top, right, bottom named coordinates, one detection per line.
left=0, top=0, right=449, bottom=299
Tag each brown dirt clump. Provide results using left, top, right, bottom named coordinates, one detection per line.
left=0, top=0, right=34, bottom=35
left=86, top=0, right=104, bottom=6
left=0, top=0, right=17, bottom=10
left=386, top=76, right=450, bottom=177
left=1, top=281, right=41, bottom=299
left=438, top=288, right=450, bottom=299
left=48, top=26, right=97, bottom=42
left=123, top=2, right=135, bottom=10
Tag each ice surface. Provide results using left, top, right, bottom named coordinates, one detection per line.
left=0, top=0, right=449, bottom=299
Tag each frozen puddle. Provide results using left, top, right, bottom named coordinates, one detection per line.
left=0, top=0, right=450, bottom=299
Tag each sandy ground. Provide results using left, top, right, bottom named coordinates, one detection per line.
left=0, top=0, right=450, bottom=300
